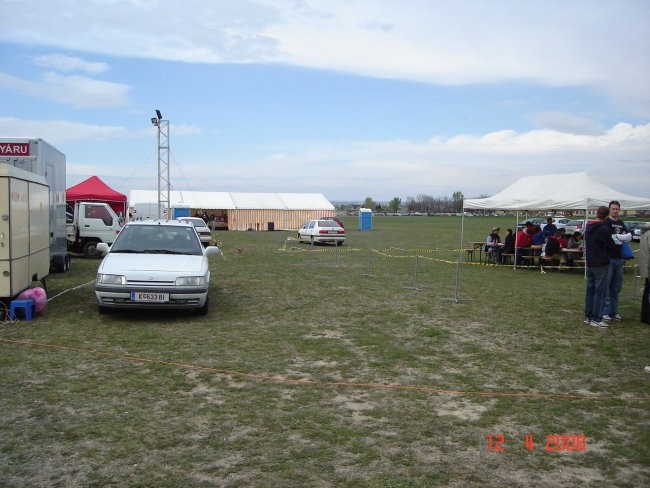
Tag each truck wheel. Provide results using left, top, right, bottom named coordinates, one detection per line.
left=83, top=241, right=100, bottom=258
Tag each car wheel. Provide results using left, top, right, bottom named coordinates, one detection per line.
left=197, top=296, right=209, bottom=315
left=310, top=236, right=315, bottom=246
left=98, top=305, right=113, bottom=315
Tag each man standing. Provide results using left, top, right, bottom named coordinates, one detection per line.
left=542, top=217, right=558, bottom=237
left=603, top=200, right=632, bottom=322
left=584, top=206, right=617, bottom=328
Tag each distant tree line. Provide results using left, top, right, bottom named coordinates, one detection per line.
left=338, top=191, right=466, bottom=214
left=404, top=191, right=464, bottom=213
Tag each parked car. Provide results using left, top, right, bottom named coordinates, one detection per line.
left=94, top=220, right=221, bottom=315
left=624, top=221, right=648, bottom=241
left=177, top=217, right=212, bottom=247
left=551, top=217, right=570, bottom=229
left=565, top=219, right=587, bottom=235
left=298, top=219, right=346, bottom=246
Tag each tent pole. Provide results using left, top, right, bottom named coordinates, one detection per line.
left=443, top=207, right=466, bottom=303
left=583, top=207, right=588, bottom=279
left=514, top=212, right=520, bottom=270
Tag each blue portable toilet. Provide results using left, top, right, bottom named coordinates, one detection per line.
left=358, top=208, right=373, bottom=231
left=172, top=205, right=191, bottom=219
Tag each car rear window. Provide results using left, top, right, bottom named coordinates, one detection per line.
left=318, top=220, right=339, bottom=227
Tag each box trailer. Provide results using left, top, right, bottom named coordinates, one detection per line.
left=0, top=164, right=50, bottom=299
left=0, top=139, right=69, bottom=272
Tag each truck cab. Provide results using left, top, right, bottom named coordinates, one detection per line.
left=66, top=202, right=122, bottom=258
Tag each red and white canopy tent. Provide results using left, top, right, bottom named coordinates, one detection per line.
left=66, top=176, right=128, bottom=217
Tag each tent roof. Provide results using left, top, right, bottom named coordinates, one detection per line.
left=66, top=176, right=127, bottom=203
left=128, top=190, right=334, bottom=211
left=464, top=172, right=650, bottom=210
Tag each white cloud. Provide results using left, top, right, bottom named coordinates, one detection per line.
left=0, top=71, right=130, bottom=108
left=0, top=0, right=647, bottom=115
left=0, top=116, right=130, bottom=142
left=154, top=122, right=650, bottom=199
left=32, top=54, right=109, bottom=74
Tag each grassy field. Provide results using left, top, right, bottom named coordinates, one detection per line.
left=1, top=216, right=649, bottom=487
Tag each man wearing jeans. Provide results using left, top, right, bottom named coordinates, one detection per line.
left=584, top=206, right=617, bottom=328
left=603, top=200, right=631, bottom=322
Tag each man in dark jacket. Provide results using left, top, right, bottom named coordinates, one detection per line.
left=602, top=200, right=632, bottom=322
left=584, top=206, right=617, bottom=328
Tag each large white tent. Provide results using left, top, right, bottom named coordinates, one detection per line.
left=464, top=172, right=650, bottom=211
left=128, top=190, right=335, bottom=231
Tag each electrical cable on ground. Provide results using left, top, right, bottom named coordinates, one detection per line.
left=1, top=338, right=648, bottom=402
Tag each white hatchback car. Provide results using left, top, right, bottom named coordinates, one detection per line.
left=298, top=219, right=346, bottom=246
left=94, top=220, right=221, bottom=315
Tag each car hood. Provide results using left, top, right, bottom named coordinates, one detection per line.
left=99, top=253, right=208, bottom=276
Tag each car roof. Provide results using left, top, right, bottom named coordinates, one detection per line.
left=126, top=219, right=193, bottom=228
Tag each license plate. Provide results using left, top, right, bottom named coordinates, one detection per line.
left=130, top=292, right=169, bottom=303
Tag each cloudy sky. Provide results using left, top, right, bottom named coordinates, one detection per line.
left=0, top=0, right=648, bottom=202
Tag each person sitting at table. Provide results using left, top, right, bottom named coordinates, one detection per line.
left=485, top=226, right=501, bottom=263
left=567, top=231, right=582, bottom=249
left=501, top=229, right=515, bottom=263
left=542, top=234, right=562, bottom=266
left=543, top=217, right=558, bottom=237
left=532, top=224, right=545, bottom=254
left=566, top=231, right=583, bottom=267
left=515, top=221, right=535, bottom=264
left=556, top=228, right=568, bottom=248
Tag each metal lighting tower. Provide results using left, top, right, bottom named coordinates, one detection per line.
left=151, top=109, right=170, bottom=220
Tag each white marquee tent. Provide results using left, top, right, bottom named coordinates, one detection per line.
left=128, top=190, right=335, bottom=231
left=464, top=172, right=650, bottom=211
left=446, top=173, right=650, bottom=298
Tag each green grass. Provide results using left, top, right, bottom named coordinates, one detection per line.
left=1, top=216, right=649, bottom=487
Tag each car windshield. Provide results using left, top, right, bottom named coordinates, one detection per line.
left=110, top=225, right=204, bottom=255
left=318, top=220, right=339, bottom=227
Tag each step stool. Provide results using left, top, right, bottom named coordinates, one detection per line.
left=9, top=298, right=35, bottom=321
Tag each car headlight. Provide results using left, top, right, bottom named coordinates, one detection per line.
left=175, top=276, right=207, bottom=286
left=97, top=273, right=126, bottom=285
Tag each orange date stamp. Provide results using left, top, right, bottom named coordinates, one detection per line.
left=487, top=433, right=586, bottom=452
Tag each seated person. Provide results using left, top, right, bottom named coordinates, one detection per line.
left=501, top=229, right=515, bottom=263
left=566, top=231, right=583, bottom=267
left=515, top=221, right=535, bottom=264
left=532, top=225, right=545, bottom=254
left=485, top=226, right=501, bottom=262
left=567, top=231, right=582, bottom=249
left=542, top=235, right=562, bottom=266
left=555, top=228, right=568, bottom=248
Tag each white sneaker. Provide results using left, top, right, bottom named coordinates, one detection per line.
left=590, top=320, right=610, bottom=329
left=613, top=314, right=623, bottom=321
left=602, top=314, right=612, bottom=321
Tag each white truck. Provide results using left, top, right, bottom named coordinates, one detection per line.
left=66, top=201, right=121, bottom=258
left=0, top=164, right=50, bottom=299
left=0, top=138, right=123, bottom=269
